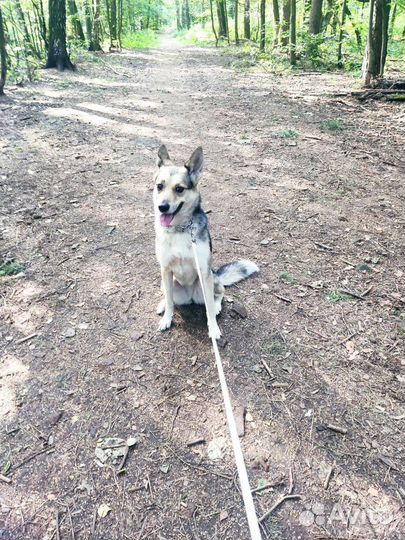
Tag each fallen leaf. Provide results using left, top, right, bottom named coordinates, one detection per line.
left=97, top=503, right=111, bottom=518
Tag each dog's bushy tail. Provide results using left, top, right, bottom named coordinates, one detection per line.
left=215, top=260, right=259, bottom=287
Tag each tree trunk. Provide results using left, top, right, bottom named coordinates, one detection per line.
left=345, top=5, right=361, bottom=46
left=15, top=0, right=41, bottom=58
left=244, top=0, right=250, bottom=39
left=272, top=0, right=280, bottom=45
left=68, top=0, right=86, bottom=42
left=106, top=0, right=118, bottom=49
left=280, top=0, right=290, bottom=46
left=216, top=0, right=228, bottom=38
left=175, top=0, right=182, bottom=30
left=259, top=0, right=265, bottom=50
left=362, top=0, right=391, bottom=86
left=337, top=0, right=347, bottom=67
left=88, top=0, right=102, bottom=51
left=234, top=0, right=239, bottom=44
left=32, top=0, right=48, bottom=49
left=290, top=0, right=296, bottom=64
left=46, top=0, right=75, bottom=70
left=309, top=0, right=323, bottom=34
left=0, top=6, right=6, bottom=96
left=389, top=1, right=396, bottom=37
left=209, top=0, right=218, bottom=44
left=185, top=0, right=191, bottom=28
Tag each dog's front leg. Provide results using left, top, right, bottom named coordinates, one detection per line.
left=158, top=268, right=174, bottom=331
left=201, top=270, right=222, bottom=340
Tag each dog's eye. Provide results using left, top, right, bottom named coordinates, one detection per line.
left=175, top=186, right=185, bottom=194
left=156, top=183, right=164, bottom=191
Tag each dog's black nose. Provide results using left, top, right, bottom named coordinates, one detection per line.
left=158, top=203, right=170, bottom=213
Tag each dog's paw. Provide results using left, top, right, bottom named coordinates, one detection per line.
left=208, top=323, right=222, bottom=341
left=156, top=299, right=165, bottom=315
left=158, top=315, right=172, bottom=332
left=215, top=302, right=222, bottom=316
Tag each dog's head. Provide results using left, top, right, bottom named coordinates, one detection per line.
left=153, top=145, right=203, bottom=229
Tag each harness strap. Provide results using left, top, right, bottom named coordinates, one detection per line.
left=191, top=240, right=263, bottom=540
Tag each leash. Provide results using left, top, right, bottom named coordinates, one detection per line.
left=191, top=238, right=263, bottom=540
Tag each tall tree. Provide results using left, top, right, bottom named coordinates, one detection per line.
left=234, top=0, right=239, bottom=44
left=68, top=0, right=85, bottom=42
left=273, top=0, right=280, bottom=45
left=362, top=0, right=391, bottom=86
left=337, top=0, right=347, bottom=67
left=0, top=6, right=6, bottom=96
left=32, top=0, right=48, bottom=48
left=175, top=0, right=182, bottom=30
left=259, top=0, right=265, bottom=50
left=209, top=0, right=218, bottom=44
left=46, top=0, right=75, bottom=70
left=86, top=0, right=102, bottom=51
left=280, top=0, right=290, bottom=46
left=106, top=0, right=118, bottom=49
left=216, top=0, right=228, bottom=38
left=290, top=0, right=296, bottom=63
left=309, top=0, right=323, bottom=34
left=244, top=0, right=250, bottom=39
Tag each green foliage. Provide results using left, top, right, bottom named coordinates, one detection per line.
left=279, top=129, right=298, bottom=138
left=279, top=271, right=297, bottom=284
left=322, top=119, right=344, bottom=131
left=121, top=30, right=159, bottom=49
left=0, top=261, right=25, bottom=277
left=326, top=290, right=353, bottom=303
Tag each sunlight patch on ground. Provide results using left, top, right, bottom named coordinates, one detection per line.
left=0, top=355, right=29, bottom=418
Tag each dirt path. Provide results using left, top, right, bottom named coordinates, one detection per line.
left=1, top=35, right=404, bottom=540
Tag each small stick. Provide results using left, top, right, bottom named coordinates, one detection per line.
left=324, top=466, right=334, bottom=490
left=16, top=333, right=38, bottom=345
left=288, top=466, right=294, bottom=495
left=118, top=445, right=130, bottom=473
left=313, top=241, right=334, bottom=251
left=12, top=446, right=54, bottom=470
left=251, top=477, right=285, bottom=494
left=260, top=358, right=273, bottom=378
left=361, top=285, right=373, bottom=298
left=55, top=511, right=61, bottom=540
left=169, top=405, right=181, bottom=438
left=274, top=293, right=292, bottom=303
left=91, top=507, right=97, bottom=536
left=0, top=474, right=11, bottom=484
left=186, top=438, right=206, bottom=448
left=67, top=506, right=75, bottom=540
left=136, top=516, right=148, bottom=540
left=338, top=289, right=365, bottom=301
left=326, top=423, right=347, bottom=435
left=259, top=494, right=301, bottom=523
left=338, top=332, right=358, bottom=345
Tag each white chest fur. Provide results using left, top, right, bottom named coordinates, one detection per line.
left=156, top=229, right=198, bottom=286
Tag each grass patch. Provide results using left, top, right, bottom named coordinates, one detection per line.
left=322, top=119, right=344, bottom=131
left=262, top=337, right=288, bottom=356
left=0, top=261, right=25, bottom=277
left=326, top=290, right=353, bottom=303
left=279, top=271, right=297, bottom=284
left=279, top=129, right=298, bottom=139
left=121, top=30, right=159, bottom=49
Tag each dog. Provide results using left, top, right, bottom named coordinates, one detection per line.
left=153, top=144, right=258, bottom=340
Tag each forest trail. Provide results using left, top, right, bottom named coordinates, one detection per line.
left=0, top=35, right=404, bottom=540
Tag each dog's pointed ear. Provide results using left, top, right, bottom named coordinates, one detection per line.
left=157, top=144, right=172, bottom=167
left=185, top=147, right=203, bottom=185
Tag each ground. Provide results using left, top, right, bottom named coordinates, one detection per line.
left=0, top=34, right=404, bottom=540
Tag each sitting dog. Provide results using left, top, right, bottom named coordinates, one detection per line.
left=153, top=144, right=258, bottom=340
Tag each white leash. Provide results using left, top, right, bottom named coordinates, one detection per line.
left=191, top=240, right=263, bottom=540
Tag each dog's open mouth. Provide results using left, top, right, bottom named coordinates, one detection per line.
left=160, top=202, right=183, bottom=228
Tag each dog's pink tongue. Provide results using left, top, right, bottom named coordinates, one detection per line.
left=160, top=213, right=174, bottom=228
